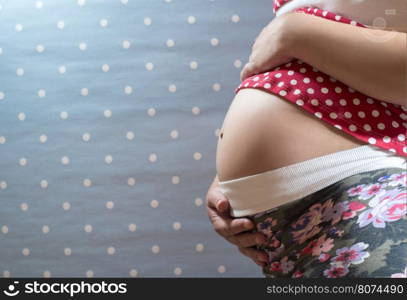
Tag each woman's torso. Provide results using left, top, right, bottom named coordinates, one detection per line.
left=274, top=0, right=407, bottom=32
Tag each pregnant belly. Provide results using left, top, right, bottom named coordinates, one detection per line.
left=216, top=88, right=366, bottom=182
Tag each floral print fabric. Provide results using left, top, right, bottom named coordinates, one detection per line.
left=249, top=168, right=407, bottom=278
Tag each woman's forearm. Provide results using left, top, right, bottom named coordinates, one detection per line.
left=288, top=13, right=407, bottom=106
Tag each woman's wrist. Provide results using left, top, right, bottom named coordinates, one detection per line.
left=279, top=12, right=315, bottom=61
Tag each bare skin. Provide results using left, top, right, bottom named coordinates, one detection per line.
left=216, top=88, right=365, bottom=182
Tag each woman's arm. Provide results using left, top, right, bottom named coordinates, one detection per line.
left=287, top=12, right=406, bottom=106
left=241, top=12, right=407, bottom=106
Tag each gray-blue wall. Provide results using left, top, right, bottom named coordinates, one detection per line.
left=0, top=0, right=273, bottom=277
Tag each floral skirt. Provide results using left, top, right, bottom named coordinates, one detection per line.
left=249, top=167, right=407, bottom=278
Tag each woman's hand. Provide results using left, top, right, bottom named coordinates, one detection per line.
left=240, top=12, right=301, bottom=82
left=206, top=175, right=268, bottom=267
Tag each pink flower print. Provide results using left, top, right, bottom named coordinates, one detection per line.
left=266, top=235, right=281, bottom=248
left=391, top=266, right=407, bottom=278
left=280, top=256, right=295, bottom=274
left=290, top=201, right=331, bottom=244
left=257, top=217, right=277, bottom=238
left=291, top=225, right=322, bottom=245
left=323, top=265, right=349, bottom=278
left=342, top=201, right=367, bottom=220
left=269, top=262, right=281, bottom=272
left=347, top=184, right=365, bottom=197
left=267, top=244, right=285, bottom=261
left=331, top=242, right=370, bottom=266
left=322, top=201, right=347, bottom=225
left=311, top=234, right=334, bottom=256
left=388, top=172, right=407, bottom=188
left=358, top=183, right=386, bottom=200
left=292, top=270, right=304, bottom=278
left=300, top=240, right=317, bottom=256
left=357, top=188, right=407, bottom=228
left=319, top=253, right=331, bottom=263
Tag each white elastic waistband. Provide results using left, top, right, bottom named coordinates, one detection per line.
left=219, top=145, right=406, bottom=217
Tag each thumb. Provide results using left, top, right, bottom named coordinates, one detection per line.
left=240, top=62, right=257, bottom=82
left=216, top=196, right=229, bottom=213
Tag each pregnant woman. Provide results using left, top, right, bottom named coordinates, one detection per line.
left=207, top=0, right=407, bottom=278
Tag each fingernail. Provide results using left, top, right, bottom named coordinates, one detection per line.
left=216, top=199, right=226, bottom=211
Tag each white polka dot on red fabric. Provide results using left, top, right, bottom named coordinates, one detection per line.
left=277, top=82, right=284, bottom=87
left=316, top=76, right=324, bottom=83
left=363, top=124, right=371, bottom=131
left=303, top=78, right=311, bottom=84
left=290, top=79, right=297, bottom=85
left=325, top=99, right=333, bottom=106
left=321, top=87, right=329, bottom=94
left=377, top=123, right=385, bottom=130
left=274, top=73, right=282, bottom=78
left=314, top=112, right=322, bottom=118
left=279, top=90, right=287, bottom=96
left=358, top=111, right=365, bottom=118
left=398, top=134, right=406, bottom=142
left=353, top=98, right=360, bottom=105
left=300, top=68, right=307, bottom=73
left=335, top=87, right=342, bottom=93
left=349, top=125, right=357, bottom=131
left=371, top=110, right=380, bottom=117
left=392, top=121, right=399, bottom=128
left=307, top=88, right=314, bottom=94
left=264, top=83, right=271, bottom=89
left=383, top=136, right=391, bottom=143
left=344, top=112, right=352, bottom=118
left=329, top=112, right=337, bottom=119
left=287, top=70, right=294, bottom=75
left=339, top=99, right=347, bottom=106
left=368, top=137, right=376, bottom=144
left=294, top=89, right=301, bottom=95
left=311, top=99, right=319, bottom=106
left=296, top=99, right=304, bottom=106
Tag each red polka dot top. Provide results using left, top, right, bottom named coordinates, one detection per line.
left=235, top=1, right=407, bottom=157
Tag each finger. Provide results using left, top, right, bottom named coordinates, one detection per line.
left=238, top=246, right=269, bottom=263
left=216, top=198, right=229, bottom=213
left=207, top=207, right=254, bottom=237
left=226, top=231, right=266, bottom=248
left=206, top=190, right=229, bottom=214
left=240, top=62, right=258, bottom=82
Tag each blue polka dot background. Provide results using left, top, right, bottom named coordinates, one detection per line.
left=0, top=0, right=273, bottom=277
